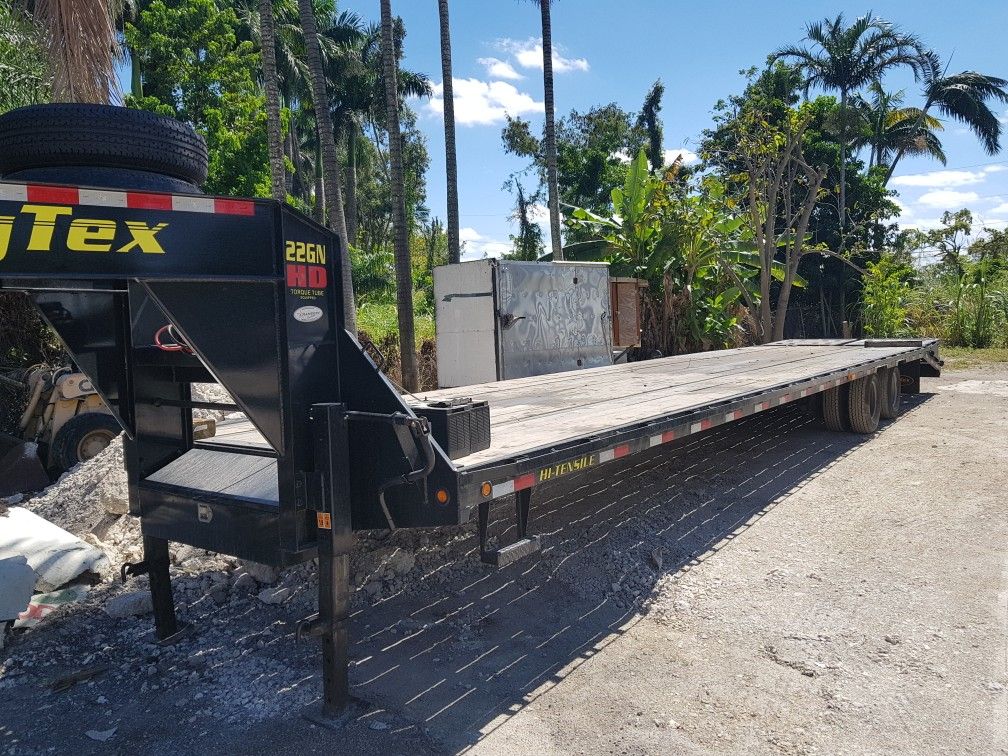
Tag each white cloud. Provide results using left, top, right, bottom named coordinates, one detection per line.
left=457, top=227, right=513, bottom=260
left=611, top=148, right=699, bottom=167
left=984, top=218, right=1008, bottom=231
left=427, top=78, right=543, bottom=126
left=664, top=148, right=699, bottom=166
left=901, top=217, right=945, bottom=231
left=916, top=190, right=980, bottom=208
left=989, top=202, right=1008, bottom=215
left=477, top=57, right=523, bottom=80
left=890, top=165, right=1004, bottom=188
left=497, top=37, right=589, bottom=74
left=527, top=203, right=550, bottom=225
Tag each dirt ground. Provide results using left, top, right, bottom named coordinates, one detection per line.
left=2, top=364, right=1007, bottom=755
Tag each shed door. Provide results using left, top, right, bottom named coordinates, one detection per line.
left=496, top=262, right=611, bottom=380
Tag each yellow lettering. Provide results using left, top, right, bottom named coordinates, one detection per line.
left=285, top=240, right=296, bottom=261
left=0, top=215, right=12, bottom=261
left=295, top=241, right=306, bottom=262
left=67, top=219, right=116, bottom=252
left=22, top=204, right=72, bottom=251
left=317, top=244, right=326, bottom=264
left=118, top=222, right=168, bottom=254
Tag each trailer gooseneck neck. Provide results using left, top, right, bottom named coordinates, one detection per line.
left=0, top=176, right=941, bottom=717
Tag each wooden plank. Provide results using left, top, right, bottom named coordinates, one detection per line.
left=424, top=344, right=914, bottom=468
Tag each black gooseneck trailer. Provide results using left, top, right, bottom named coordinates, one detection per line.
left=0, top=123, right=940, bottom=716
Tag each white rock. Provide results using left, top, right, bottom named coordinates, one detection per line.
left=85, top=728, right=117, bottom=742
left=257, top=586, right=291, bottom=605
left=242, top=561, right=278, bottom=585
left=104, top=591, right=153, bottom=618
left=99, top=485, right=128, bottom=516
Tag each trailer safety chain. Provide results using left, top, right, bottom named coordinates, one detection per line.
left=153, top=324, right=194, bottom=354
left=343, top=411, right=435, bottom=532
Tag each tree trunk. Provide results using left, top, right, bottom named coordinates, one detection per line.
left=539, top=0, right=563, bottom=261
left=290, top=125, right=306, bottom=200
left=130, top=50, right=143, bottom=99
left=438, top=0, right=461, bottom=264
left=259, top=0, right=286, bottom=203
left=314, top=146, right=325, bottom=224
left=345, top=124, right=358, bottom=247
left=759, top=239, right=773, bottom=343
left=838, top=88, right=847, bottom=231
left=381, top=0, right=419, bottom=391
left=298, top=0, right=357, bottom=334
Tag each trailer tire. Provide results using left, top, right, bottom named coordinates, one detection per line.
left=50, top=412, right=122, bottom=474
left=822, top=384, right=849, bottom=432
left=847, top=374, right=882, bottom=434
left=879, top=367, right=901, bottom=419
left=0, top=104, right=208, bottom=186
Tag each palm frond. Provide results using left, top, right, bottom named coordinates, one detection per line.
left=35, top=0, right=120, bottom=104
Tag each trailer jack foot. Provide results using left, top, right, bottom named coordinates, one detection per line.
left=126, top=536, right=178, bottom=641
left=479, top=488, right=541, bottom=567
left=302, top=696, right=369, bottom=730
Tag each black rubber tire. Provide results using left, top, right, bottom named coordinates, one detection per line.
left=879, top=367, right=901, bottom=419
left=847, top=374, right=882, bottom=434
left=0, top=104, right=208, bottom=186
left=822, top=384, right=849, bottom=432
left=50, top=412, right=122, bottom=474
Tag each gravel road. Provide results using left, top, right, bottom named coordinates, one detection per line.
left=1, top=365, right=1005, bottom=755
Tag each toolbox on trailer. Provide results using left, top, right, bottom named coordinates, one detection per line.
left=0, top=173, right=941, bottom=718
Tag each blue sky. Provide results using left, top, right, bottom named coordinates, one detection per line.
left=344, top=0, right=1008, bottom=259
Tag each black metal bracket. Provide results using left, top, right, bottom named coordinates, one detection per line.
left=344, top=411, right=435, bottom=531
left=478, top=488, right=541, bottom=567
left=120, top=554, right=169, bottom=584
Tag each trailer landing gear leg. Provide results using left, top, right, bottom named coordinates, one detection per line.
left=124, top=535, right=177, bottom=640
left=302, top=403, right=356, bottom=728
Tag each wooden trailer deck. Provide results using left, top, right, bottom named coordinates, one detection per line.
left=404, top=339, right=939, bottom=473
left=177, top=338, right=938, bottom=508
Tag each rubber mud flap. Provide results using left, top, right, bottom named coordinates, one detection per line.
left=0, top=104, right=208, bottom=186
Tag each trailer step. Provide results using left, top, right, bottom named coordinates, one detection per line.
left=478, top=488, right=540, bottom=567
left=482, top=535, right=541, bottom=567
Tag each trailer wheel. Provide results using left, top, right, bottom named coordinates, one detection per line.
left=847, top=374, right=882, bottom=434
left=822, top=384, right=849, bottom=432
left=50, top=412, right=122, bottom=474
left=0, top=104, right=208, bottom=186
left=879, top=367, right=901, bottom=419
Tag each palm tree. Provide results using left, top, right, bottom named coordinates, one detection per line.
left=772, top=13, right=925, bottom=229
left=852, top=83, right=945, bottom=170
left=535, top=0, right=563, bottom=259
left=35, top=0, right=121, bottom=103
left=297, top=0, right=357, bottom=333
left=380, top=0, right=418, bottom=391
left=259, top=0, right=286, bottom=202
left=331, top=22, right=431, bottom=247
left=437, top=0, right=460, bottom=264
left=884, top=51, right=1008, bottom=184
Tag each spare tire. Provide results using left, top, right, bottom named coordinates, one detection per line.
left=0, top=104, right=208, bottom=187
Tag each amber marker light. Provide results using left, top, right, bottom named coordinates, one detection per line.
left=480, top=481, right=492, bottom=497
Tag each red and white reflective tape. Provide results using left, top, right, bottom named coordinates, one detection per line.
left=0, top=182, right=255, bottom=216
left=483, top=370, right=872, bottom=500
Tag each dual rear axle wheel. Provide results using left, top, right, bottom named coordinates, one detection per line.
left=820, top=367, right=901, bottom=434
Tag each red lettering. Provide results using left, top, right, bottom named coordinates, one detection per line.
left=286, top=263, right=307, bottom=288
left=308, top=265, right=327, bottom=288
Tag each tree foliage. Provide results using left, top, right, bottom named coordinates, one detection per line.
left=126, top=0, right=271, bottom=196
